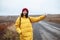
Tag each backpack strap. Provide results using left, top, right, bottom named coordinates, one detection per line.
left=29, top=17, right=31, bottom=22
left=19, top=16, right=21, bottom=28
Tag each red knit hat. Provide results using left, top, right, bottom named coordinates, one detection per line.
left=22, top=8, right=29, bottom=13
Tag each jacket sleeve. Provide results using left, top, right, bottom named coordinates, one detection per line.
left=30, top=15, right=46, bottom=23
left=15, top=17, right=21, bottom=34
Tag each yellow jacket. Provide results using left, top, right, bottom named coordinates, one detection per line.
left=15, top=15, right=45, bottom=40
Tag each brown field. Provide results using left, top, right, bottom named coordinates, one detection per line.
left=0, top=14, right=60, bottom=31
left=44, top=14, right=60, bottom=24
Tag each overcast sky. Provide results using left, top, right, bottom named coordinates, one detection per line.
left=0, top=0, right=60, bottom=15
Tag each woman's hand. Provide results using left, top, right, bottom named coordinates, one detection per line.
left=44, top=15, right=46, bottom=18
left=41, top=13, right=47, bottom=18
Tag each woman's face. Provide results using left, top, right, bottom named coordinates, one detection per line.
left=22, top=10, right=27, bottom=15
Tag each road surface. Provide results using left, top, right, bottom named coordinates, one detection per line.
left=33, top=21, right=60, bottom=40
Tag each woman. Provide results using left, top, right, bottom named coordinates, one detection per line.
left=15, top=8, right=46, bottom=40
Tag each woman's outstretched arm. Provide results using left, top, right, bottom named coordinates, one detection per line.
left=15, top=17, right=21, bottom=34
left=30, top=15, right=46, bottom=23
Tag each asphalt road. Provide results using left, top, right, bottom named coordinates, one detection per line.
left=32, top=21, right=60, bottom=40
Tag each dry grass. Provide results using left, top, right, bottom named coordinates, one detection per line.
left=0, top=21, right=20, bottom=40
